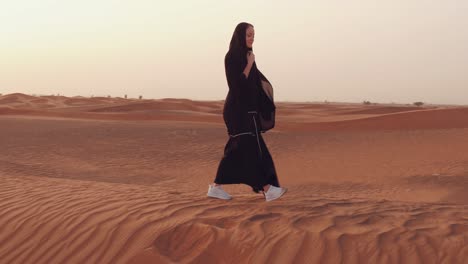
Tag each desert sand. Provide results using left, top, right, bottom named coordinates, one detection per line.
left=0, top=93, right=467, bottom=263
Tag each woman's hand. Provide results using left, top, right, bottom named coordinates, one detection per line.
left=247, top=51, right=255, bottom=66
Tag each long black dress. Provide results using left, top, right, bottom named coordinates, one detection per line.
left=214, top=49, right=280, bottom=193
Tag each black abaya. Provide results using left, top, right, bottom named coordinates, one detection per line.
left=214, top=49, right=280, bottom=193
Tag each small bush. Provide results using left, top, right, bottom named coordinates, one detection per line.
left=413, top=102, right=424, bottom=107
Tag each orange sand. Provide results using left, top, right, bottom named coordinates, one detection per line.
left=0, top=93, right=467, bottom=263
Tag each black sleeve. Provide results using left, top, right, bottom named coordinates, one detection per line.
left=225, top=53, right=257, bottom=112
left=224, top=53, right=248, bottom=97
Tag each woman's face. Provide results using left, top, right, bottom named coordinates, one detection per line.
left=246, top=26, right=255, bottom=48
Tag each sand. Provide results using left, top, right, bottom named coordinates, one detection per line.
left=0, top=93, right=467, bottom=263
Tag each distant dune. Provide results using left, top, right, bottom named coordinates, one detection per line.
left=1, top=93, right=467, bottom=131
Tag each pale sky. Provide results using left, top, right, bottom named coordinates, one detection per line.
left=1, top=0, right=467, bottom=105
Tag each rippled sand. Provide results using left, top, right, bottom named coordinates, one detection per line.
left=1, top=93, right=467, bottom=263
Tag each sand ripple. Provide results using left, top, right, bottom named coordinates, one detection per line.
left=0, top=175, right=466, bottom=264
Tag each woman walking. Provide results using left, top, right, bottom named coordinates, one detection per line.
left=207, top=22, right=287, bottom=202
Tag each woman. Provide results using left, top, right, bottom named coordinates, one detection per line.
left=207, top=22, right=287, bottom=202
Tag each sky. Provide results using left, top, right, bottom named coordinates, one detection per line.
left=1, top=0, right=467, bottom=105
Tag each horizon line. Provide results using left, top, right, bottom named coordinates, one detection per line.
left=1, top=92, right=467, bottom=107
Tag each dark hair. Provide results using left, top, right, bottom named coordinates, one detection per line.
left=228, top=22, right=253, bottom=57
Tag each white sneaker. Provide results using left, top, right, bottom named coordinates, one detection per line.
left=264, top=185, right=287, bottom=202
left=207, top=184, right=232, bottom=200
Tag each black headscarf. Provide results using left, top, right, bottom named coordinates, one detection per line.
left=228, top=23, right=252, bottom=61
left=223, top=22, right=276, bottom=134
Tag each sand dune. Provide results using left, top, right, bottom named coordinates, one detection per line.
left=340, top=106, right=426, bottom=115
left=1, top=175, right=466, bottom=264
left=278, top=107, right=468, bottom=132
left=2, top=93, right=467, bottom=131
left=0, top=93, right=467, bottom=263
